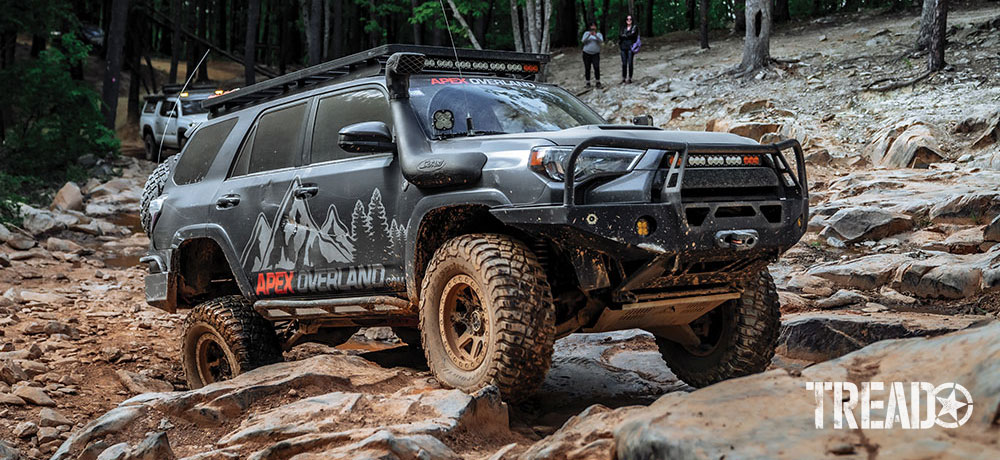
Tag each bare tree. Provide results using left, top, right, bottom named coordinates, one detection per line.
left=927, top=0, right=948, bottom=71
left=411, top=0, right=422, bottom=45
left=245, top=0, right=260, bottom=85
left=102, top=0, right=129, bottom=129
left=510, top=0, right=524, bottom=52
left=737, top=0, right=771, bottom=74
left=445, top=0, right=482, bottom=50
left=517, top=0, right=553, bottom=54
left=699, top=0, right=709, bottom=49
left=308, top=0, right=323, bottom=64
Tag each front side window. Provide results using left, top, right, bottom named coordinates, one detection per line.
left=173, top=118, right=238, bottom=185
left=310, top=88, right=391, bottom=163
left=160, top=99, right=177, bottom=117
left=143, top=101, right=157, bottom=114
left=182, top=98, right=209, bottom=115
left=230, top=102, right=307, bottom=177
left=408, top=77, right=604, bottom=138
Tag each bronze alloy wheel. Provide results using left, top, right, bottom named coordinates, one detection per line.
left=438, top=274, right=491, bottom=370
left=191, top=325, right=237, bottom=384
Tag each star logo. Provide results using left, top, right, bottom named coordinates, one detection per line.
left=933, top=383, right=974, bottom=428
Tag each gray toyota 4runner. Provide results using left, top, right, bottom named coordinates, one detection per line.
left=140, top=45, right=808, bottom=400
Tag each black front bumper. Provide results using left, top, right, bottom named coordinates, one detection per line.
left=492, top=137, right=808, bottom=280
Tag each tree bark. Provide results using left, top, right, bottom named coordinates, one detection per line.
left=332, top=0, right=343, bottom=57
left=525, top=0, right=540, bottom=52
left=699, top=0, right=709, bottom=49
left=917, top=0, right=936, bottom=50
left=169, top=0, right=181, bottom=83
left=927, top=0, right=947, bottom=71
left=738, top=0, right=771, bottom=73
left=102, top=0, right=129, bottom=130
left=244, top=0, right=260, bottom=85
left=323, top=0, right=330, bottom=58
left=510, top=0, right=524, bottom=52
left=601, top=0, right=609, bottom=36
left=645, top=0, right=654, bottom=36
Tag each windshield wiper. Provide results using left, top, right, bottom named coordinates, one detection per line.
left=434, top=130, right=508, bottom=140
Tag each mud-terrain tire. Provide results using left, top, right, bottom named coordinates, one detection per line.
left=419, top=234, right=555, bottom=402
left=656, top=270, right=780, bottom=388
left=142, top=132, right=157, bottom=161
left=181, top=296, right=283, bottom=389
left=139, top=154, right=179, bottom=235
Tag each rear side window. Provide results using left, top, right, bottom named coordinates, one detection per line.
left=231, top=103, right=307, bottom=177
left=143, top=102, right=157, bottom=114
left=172, top=118, right=238, bottom=185
left=310, top=89, right=391, bottom=163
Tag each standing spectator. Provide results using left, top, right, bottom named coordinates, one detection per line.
left=619, top=15, right=639, bottom=84
left=581, top=22, right=603, bottom=88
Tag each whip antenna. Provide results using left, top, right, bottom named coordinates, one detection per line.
left=157, top=49, right=211, bottom=163
left=437, top=0, right=475, bottom=134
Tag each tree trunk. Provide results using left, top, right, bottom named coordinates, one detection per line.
left=30, top=35, right=46, bottom=57
left=525, top=0, right=540, bottom=52
left=197, top=0, right=209, bottom=81
left=699, top=0, right=709, bottom=49
left=308, top=0, right=322, bottom=64
left=245, top=0, right=260, bottom=85
left=645, top=0, right=654, bottom=36
left=332, top=0, right=343, bottom=57
left=169, top=0, right=181, bottom=83
left=774, top=0, right=789, bottom=23
left=686, top=0, right=696, bottom=30
left=917, top=0, right=936, bottom=50
left=126, top=8, right=143, bottom=127
left=510, top=0, right=525, bottom=52
left=409, top=0, right=421, bottom=45
left=738, top=0, right=771, bottom=72
left=927, top=0, right=947, bottom=71
left=102, top=0, right=129, bottom=130
left=601, top=0, right=609, bottom=36
left=323, top=0, right=330, bottom=58
left=216, top=0, right=227, bottom=52
left=368, top=0, right=378, bottom=47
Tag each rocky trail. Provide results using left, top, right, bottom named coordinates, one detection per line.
left=2, top=5, right=1000, bottom=460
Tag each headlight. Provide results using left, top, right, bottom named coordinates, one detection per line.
left=529, top=146, right=644, bottom=182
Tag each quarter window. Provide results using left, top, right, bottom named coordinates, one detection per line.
left=173, top=118, right=239, bottom=185
left=230, top=102, right=307, bottom=177
left=310, top=89, right=391, bottom=163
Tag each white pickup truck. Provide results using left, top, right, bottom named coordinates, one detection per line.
left=140, top=87, right=219, bottom=161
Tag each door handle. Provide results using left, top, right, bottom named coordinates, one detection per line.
left=216, top=194, right=241, bottom=209
left=293, top=185, right=319, bottom=199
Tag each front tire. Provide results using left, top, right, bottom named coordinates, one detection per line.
left=656, top=270, right=780, bottom=388
left=143, top=132, right=157, bottom=161
left=181, top=296, right=284, bottom=389
left=419, top=234, right=555, bottom=402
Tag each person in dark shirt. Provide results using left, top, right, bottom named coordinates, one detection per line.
left=619, top=15, right=639, bottom=84
left=581, top=22, right=603, bottom=88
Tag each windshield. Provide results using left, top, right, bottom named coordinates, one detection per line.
left=182, top=98, right=209, bottom=115
left=408, top=77, right=604, bottom=138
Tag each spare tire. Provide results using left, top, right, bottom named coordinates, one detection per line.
left=140, top=154, right=179, bottom=235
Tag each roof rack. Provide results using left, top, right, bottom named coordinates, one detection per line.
left=145, top=83, right=219, bottom=103
left=203, top=44, right=549, bottom=117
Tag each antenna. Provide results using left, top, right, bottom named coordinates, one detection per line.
left=157, top=49, right=211, bottom=163
left=437, top=0, right=475, bottom=135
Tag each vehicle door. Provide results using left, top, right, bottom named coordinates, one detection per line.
left=292, top=85, right=403, bottom=297
left=209, top=99, right=311, bottom=299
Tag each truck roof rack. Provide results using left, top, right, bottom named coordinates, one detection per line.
left=203, top=44, right=549, bottom=117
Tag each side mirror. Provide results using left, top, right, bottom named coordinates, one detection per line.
left=339, top=121, right=395, bottom=153
left=632, top=114, right=653, bottom=126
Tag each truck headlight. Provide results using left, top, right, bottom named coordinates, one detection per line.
left=529, top=146, right=644, bottom=183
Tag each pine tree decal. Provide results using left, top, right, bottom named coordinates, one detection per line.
left=350, top=200, right=366, bottom=241
left=368, top=189, right=389, bottom=235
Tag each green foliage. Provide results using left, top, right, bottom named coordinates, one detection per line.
left=0, top=34, right=118, bottom=178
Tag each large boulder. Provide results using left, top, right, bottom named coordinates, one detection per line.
left=866, top=119, right=945, bottom=168
left=526, top=323, right=1000, bottom=459
left=806, top=254, right=909, bottom=290
left=50, top=182, right=83, bottom=212
left=818, top=206, right=913, bottom=243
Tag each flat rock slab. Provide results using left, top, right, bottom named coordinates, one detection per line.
left=525, top=322, right=1000, bottom=460
left=776, top=311, right=991, bottom=362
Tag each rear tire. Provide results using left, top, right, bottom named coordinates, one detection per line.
left=656, top=270, right=780, bottom=388
left=143, top=132, right=157, bottom=161
left=181, top=296, right=283, bottom=389
left=419, top=234, right=555, bottom=402
left=139, top=154, right=179, bottom=235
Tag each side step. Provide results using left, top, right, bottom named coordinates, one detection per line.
left=254, top=296, right=415, bottom=322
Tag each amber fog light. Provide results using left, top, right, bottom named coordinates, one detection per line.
left=636, top=216, right=656, bottom=236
